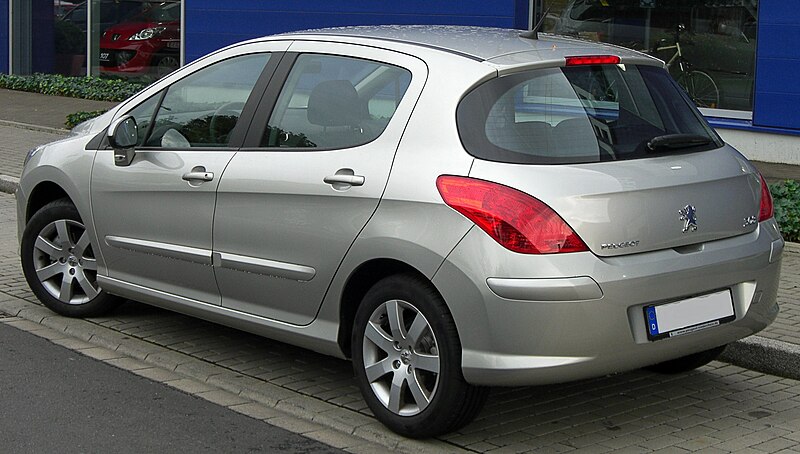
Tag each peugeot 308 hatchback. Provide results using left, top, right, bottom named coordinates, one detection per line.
left=17, top=26, right=782, bottom=437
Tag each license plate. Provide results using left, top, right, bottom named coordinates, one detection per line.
left=100, top=52, right=110, bottom=62
left=644, top=290, right=735, bottom=341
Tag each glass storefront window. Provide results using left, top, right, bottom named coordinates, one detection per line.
left=12, top=0, right=181, bottom=80
left=54, top=1, right=87, bottom=75
left=543, top=0, right=758, bottom=112
left=92, top=0, right=182, bottom=80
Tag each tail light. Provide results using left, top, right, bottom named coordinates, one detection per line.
left=436, top=175, right=588, bottom=254
left=758, top=173, right=773, bottom=222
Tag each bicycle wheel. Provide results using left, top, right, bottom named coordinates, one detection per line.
left=679, top=70, right=719, bottom=109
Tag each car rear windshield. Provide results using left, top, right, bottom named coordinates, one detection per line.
left=456, top=64, right=722, bottom=164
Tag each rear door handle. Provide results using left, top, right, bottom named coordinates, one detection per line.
left=182, top=171, right=214, bottom=182
left=324, top=169, right=365, bottom=190
left=323, top=175, right=365, bottom=186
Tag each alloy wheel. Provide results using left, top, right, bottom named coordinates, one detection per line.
left=362, top=299, right=440, bottom=416
left=32, top=219, right=100, bottom=305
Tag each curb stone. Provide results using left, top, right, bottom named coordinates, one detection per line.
left=0, top=118, right=70, bottom=135
left=0, top=294, right=465, bottom=454
left=0, top=174, right=18, bottom=194
left=719, top=336, right=800, bottom=381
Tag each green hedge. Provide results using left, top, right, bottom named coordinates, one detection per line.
left=770, top=179, right=800, bottom=242
left=65, top=110, right=108, bottom=129
left=0, top=73, right=146, bottom=102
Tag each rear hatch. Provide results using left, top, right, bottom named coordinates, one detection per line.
left=457, top=60, right=762, bottom=257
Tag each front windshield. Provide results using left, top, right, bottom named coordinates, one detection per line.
left=457, top=64, right=722, bottom=164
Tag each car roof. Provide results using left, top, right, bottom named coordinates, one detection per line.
left=279, top=25, right=657, bottom=67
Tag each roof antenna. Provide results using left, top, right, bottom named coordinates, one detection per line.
left=519, top=7, right=550, bottom=40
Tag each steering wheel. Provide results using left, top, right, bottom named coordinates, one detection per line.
left=209, top=102, right=245, bottom=144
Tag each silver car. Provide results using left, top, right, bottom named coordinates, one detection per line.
left=17, top=26, right=782, bottom=437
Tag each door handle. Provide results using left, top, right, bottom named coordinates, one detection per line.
left=324, top=169, right=365, bottom=190
left=182, top=171, right=214, bottom=182
left=323, top=175, right=365, bottom=186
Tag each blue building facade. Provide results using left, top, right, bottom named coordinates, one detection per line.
left=185, top=1, right=530, bottom=63
left=0, top=0, right=7, bottom=73
left=1, top=0, right=799, bottom=162
left=753, top=0, right=800, bottom=131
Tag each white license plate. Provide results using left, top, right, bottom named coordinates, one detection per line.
left=644, top=290, right=735, bottom=340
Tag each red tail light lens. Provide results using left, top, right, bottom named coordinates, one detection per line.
left=565, top=55, right=621, bottom=66
left=759, top=173, right=774, bottom=222
left=436, top=175, right=589, bottom=254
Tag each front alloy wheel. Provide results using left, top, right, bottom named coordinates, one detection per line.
left=21, top=199, right=120, bottom=317
left=32, top=218, right=99, bottom=305
left=352, top=274, right=488, bottom=438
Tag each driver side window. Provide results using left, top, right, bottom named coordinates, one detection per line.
left=130, top=53, right=271, bottom=148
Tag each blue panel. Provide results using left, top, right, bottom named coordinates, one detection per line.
left=757, top=0, right=800, bottom=25
left=185, top=0, right=521, bottom=63
left=756, top=24, right=800, bottom=59
left=0, top=0, right=7, bottom=73
left=753, top=93, right=800, bottom=131
left=753, top=0, right=800, bottom=130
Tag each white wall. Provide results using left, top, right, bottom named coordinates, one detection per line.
left=717, top=128, right=800, bottom=165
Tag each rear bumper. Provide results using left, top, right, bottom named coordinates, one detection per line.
left=433, top=219, right=783, bottom=386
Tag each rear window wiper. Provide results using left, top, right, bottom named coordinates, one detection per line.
left=646, top=134, right=712, bottom=152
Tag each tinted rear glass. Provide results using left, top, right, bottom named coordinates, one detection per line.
left=457, top=64, right=722, bottom=164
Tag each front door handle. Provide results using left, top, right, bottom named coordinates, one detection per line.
left=182, top=166, right=214, bottom=183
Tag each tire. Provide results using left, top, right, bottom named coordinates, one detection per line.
left=680, top=70, right=719, bottom=109
left=645, top=345, right=727, bottom=374
left=154, top=54, right=179, bottom=78
left=20, top=199, right=121, bottom=317
left=351, top=274, right=488, bottom=438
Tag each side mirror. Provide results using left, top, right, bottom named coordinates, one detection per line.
left=108, top=116, right=138, bottom=167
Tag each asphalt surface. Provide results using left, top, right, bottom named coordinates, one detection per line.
left=0, top=320, right=341, bottom=453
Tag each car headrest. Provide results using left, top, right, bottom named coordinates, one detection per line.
left=307, top=80, right=365, bottom=127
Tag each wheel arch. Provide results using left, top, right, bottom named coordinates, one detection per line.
left=337, top=258, right=440, bottom=358
left=26, top=181, right=72, bottom=222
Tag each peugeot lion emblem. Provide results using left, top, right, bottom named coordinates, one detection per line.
left=679, top=204, right=698, bottom=232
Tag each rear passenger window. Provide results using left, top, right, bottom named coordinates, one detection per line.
left=262, top=54, right=411, bottom=149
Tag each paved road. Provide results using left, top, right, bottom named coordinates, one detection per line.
left=0, top=319, right=341, bottom=453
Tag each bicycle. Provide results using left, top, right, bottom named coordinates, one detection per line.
left=652, top=24, right=720, bottom=109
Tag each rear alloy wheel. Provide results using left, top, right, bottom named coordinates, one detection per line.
left=21, top=199, right=120, bottom=317
left=352, top=274, right=488, bottom=438
left=645, top=345, right=727, bottom=374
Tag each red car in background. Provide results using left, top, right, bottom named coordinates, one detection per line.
left=99, top=2, right=180, bottom=78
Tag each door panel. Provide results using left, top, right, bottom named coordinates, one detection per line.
left=214, top=44, right=427, bottom=324
left=90, top=43, right=287, bottom=304
left=92, top=151, right=235, bottom=303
